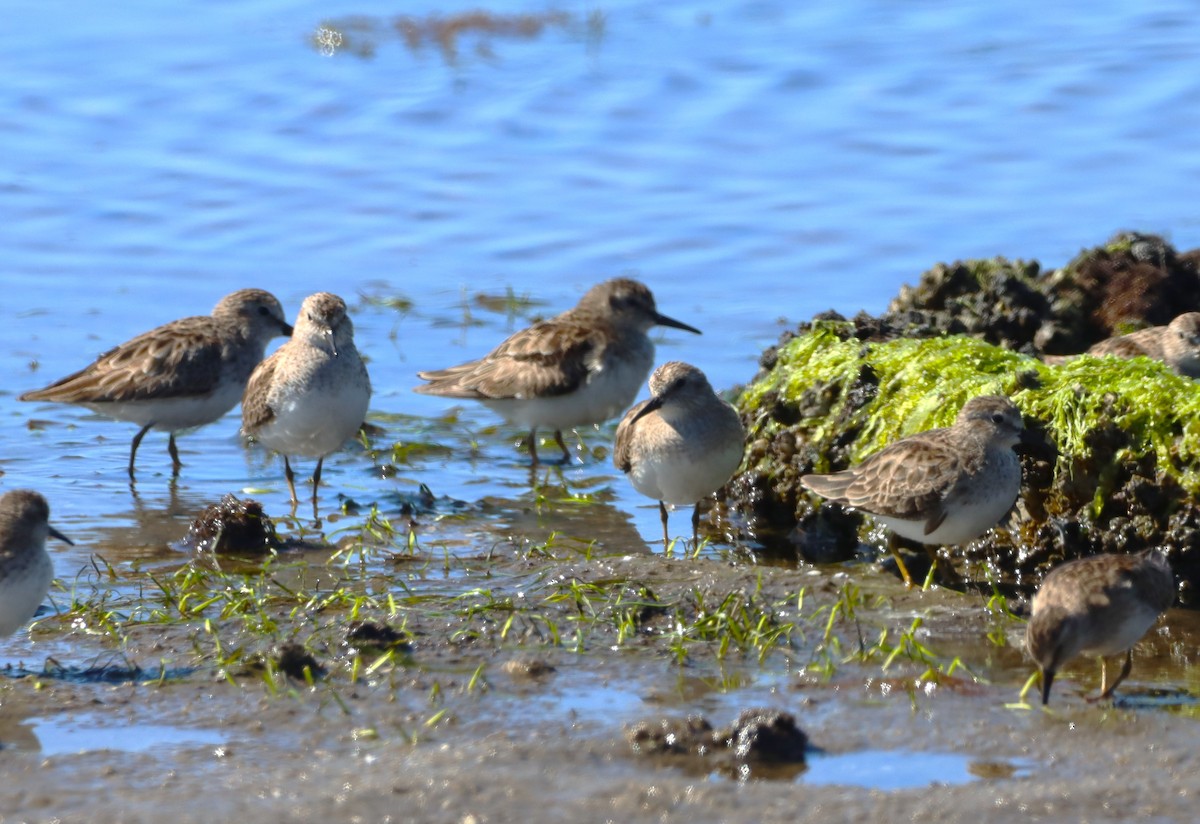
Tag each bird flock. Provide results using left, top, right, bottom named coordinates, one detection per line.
left=6, top=281, right=1191, bottom=706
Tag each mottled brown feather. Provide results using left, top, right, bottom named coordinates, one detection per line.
left=241, top=350, right=280, bottom=433
left=20, top=316, right=227, bottom=403
left=800, top=428, right=975, bottom=523
left=415, top=319, right=598, bottom=400
left=1087, top=329, right=1163, bottom=360
left=613, top=397, right=654, bottom=473
left=1031, top=551, right=1174, bottom=618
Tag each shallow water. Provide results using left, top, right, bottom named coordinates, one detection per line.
left=23, top=716, right=225, bottom=757
left=5, top=0, right=1200, bottom=611
left=4, top=0, right=1200, bottom=818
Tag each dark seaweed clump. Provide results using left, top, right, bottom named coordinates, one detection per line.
left=182, top=494, right=279, bottom=555
left=626, top=708, right=807, bottom=777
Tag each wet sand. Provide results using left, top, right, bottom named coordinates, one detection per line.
left=2, top=541, right=1197, bottom=823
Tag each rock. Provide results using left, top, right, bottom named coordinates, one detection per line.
left=625, top=709, right=807, bottom=774
left=722, top=233, right=1200, bottom=601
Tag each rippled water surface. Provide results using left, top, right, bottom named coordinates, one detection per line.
left=4, top=2, right=1200, bottom=802
left=7, top=0, right=1200, bottom=565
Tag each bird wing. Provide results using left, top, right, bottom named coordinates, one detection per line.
left=21, top=316, right=224, bottom=403
left=613, top=398, right=654, bottom=474
left=415, top=319, right=597, bottom=400
left=240, top=352, right=280, bottom=434
left=805, top=428, right=971, bottom=531
left=1088, top=328, right=1162, bottom=360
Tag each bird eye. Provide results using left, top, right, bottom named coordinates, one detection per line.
left=991, top=413, right=1006, bottom=424
left=258, top=306, right=271, bottom=316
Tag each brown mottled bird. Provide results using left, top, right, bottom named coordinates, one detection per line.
left=20, top=289, right=292, bottom=478
left=414, top=278, right=701, bottom=466
left=1080, top=313, right=1200, bottom=377
left=1026, top=549, right=1174, bottom=705
left=800, top=395, right=1028, bottom=585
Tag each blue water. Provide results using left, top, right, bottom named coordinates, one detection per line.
left=28, top=715, right=224, bottom=756
left=4, top=0, right=1200, bottom=598
left=803, top=749, right=980, bottom=789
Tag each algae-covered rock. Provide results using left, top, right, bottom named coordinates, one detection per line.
left=726, top=233, right=1200, bottom=603
left=770, top=232, right=1200, bottom=360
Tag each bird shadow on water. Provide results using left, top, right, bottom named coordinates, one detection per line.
left=2, top=652, right=196, bottom=685
left=1111, top=687, right=1200, bottom=715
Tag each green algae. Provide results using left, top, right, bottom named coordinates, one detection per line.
left=1022, top=355, right=1200, bottom=496
left=740, top=323, right=1200, bottom=500
left=742, top=322, right=1037, bottom=468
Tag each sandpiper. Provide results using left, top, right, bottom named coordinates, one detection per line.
left=800, top=395, right=1028, bottom=585
left=1026, top=549, right=1174, bottom=705
left=1085, top=313, right=1200, bottom=377
left=414, top=278, right=701, bottom=465
left=614, top=361, right=745, bottom=548
left=20, top=289, right=292, bottom=478
left=242, top=292, right=371, bottom=508
left=0, top=490, right=73, bottom=637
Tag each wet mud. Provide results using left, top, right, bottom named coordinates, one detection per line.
left=3, top=532, right=1200, bottom=823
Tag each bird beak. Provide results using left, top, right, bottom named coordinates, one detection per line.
left=324, top=328, right=338, bottom=357
left=630, top=394, right=666, bottom=425
left=49, top=525, right=74, bottom=546
left=653, top=312, right=702, bottom=335
left=280, top=321, right=295, bottom=336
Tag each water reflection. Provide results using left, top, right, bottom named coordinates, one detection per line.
left=28, top=714, right=223, bottom=756
left=78, top=482, right=211, bottom=567
left=314, top=10, right=603, bottom=63
left=478, top=472, right=652, bottom=557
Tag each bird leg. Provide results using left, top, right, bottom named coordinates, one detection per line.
left=659, top=500, right=671, bottom=548
left=921, top=545, right=940, bottom=588
left=168, top=433, right=183, bottom=474
left=283, top=455, right=300, bottom=505
left=526, top=428, right=540, bottom=467
left=312, top=457, right=324, bottom=499
left=1098, top=650, right=1134, bottom=700
left=553, top=429, right=572, bottom=464
left=310, top=458, right=324, bottom=524
left=885, top=535, right=915, bottom=588
left=691, top=503, right=701, bottom=550
left=922, top=545, right=964, bottom=589
left=129, top=422, right=154, bottom=478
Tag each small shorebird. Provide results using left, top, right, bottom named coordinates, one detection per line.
left=20, top=289, right=292, bottom=478
left=1085, top=313, right=1200, bottom=378
left=415, top=278, right=701, bottom=465
left=0, top=490, right=73, bottom=637
left=242, top=292, right=371, bottom=508
left=1026, top=549, right=1174, bottom=705
left=614, top=361, right=745, bottom=548
left=800, top=395, right=1028, bottom=585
